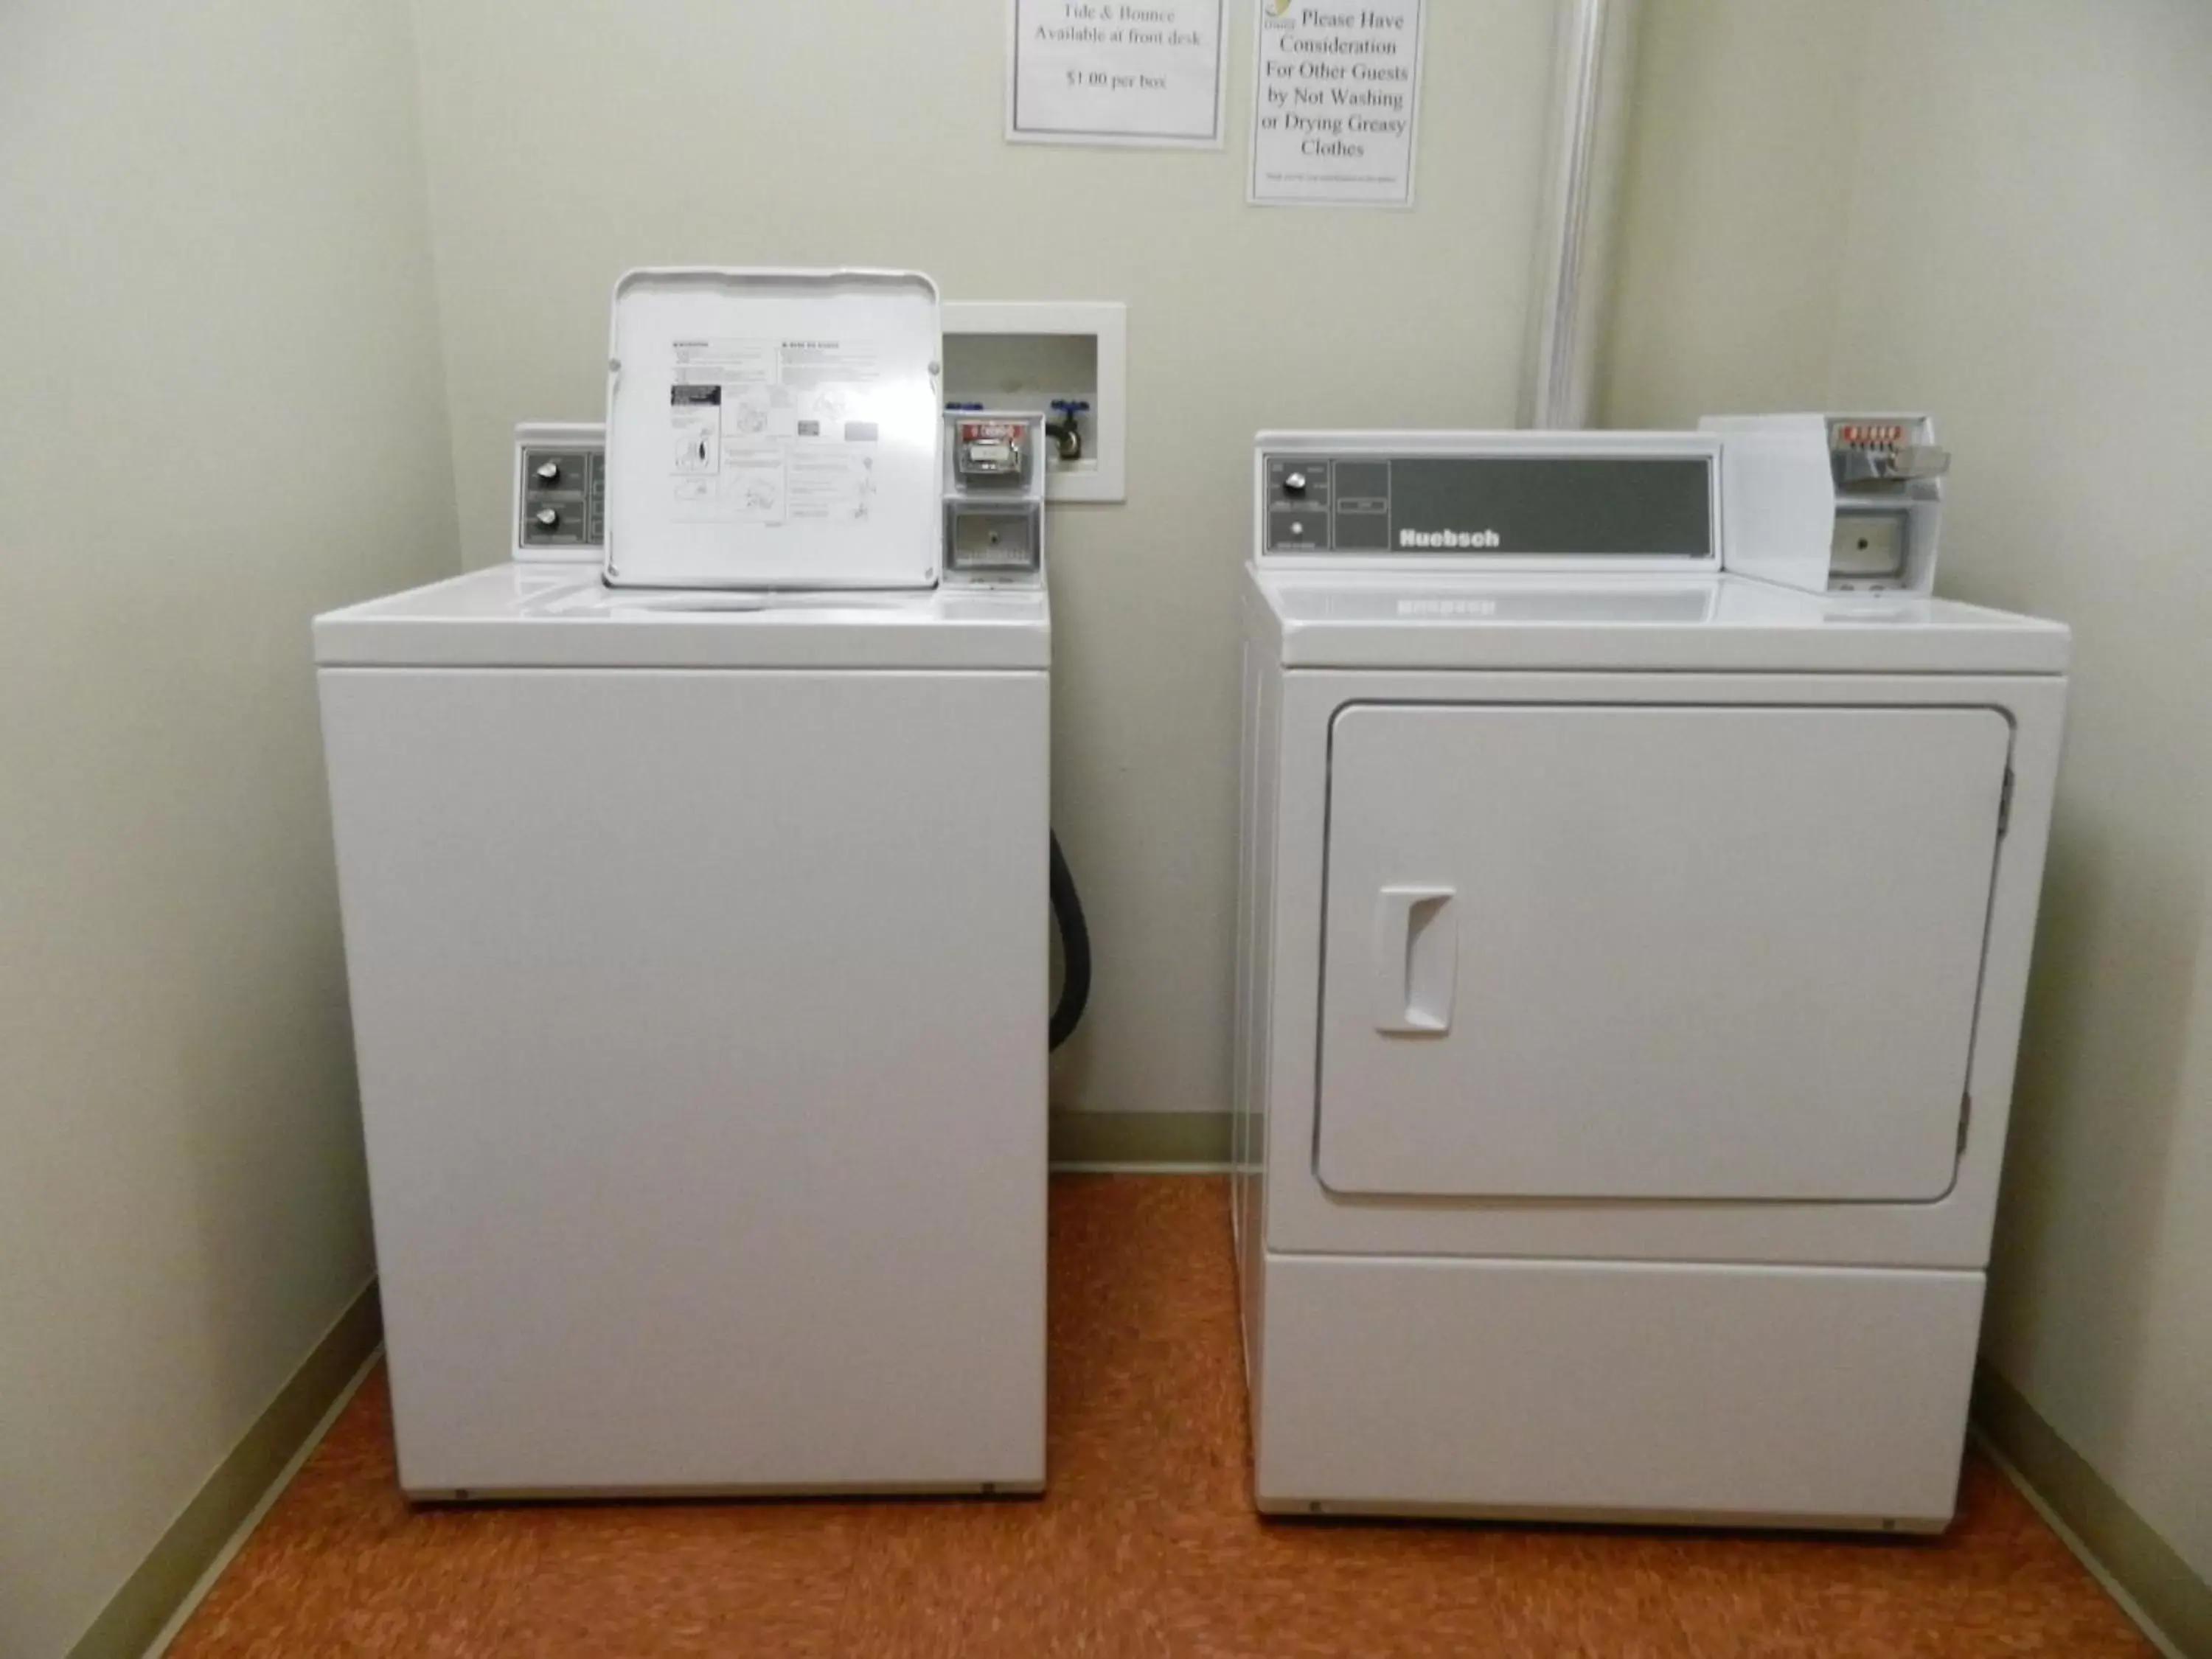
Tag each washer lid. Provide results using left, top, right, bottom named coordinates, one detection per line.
left=603, top=268, right=943, bottom=591
left=1248, top=569, right=2070, bottom=675
left=314, top=566, right=1048, bottom=670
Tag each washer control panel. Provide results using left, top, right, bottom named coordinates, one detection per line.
left=1261, top=446, right=1719, bottom=563
left=513, top=422, right=606, bottom=560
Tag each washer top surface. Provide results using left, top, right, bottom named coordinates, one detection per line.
left=1249, top=568, right=2067, bottom=675
left=316, top=565, right=1048, bottom=670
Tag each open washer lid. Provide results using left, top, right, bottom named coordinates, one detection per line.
left=603, top=268, right=943, bottom=591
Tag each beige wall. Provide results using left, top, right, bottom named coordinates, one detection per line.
left=1607, top=0, right=2212, bottom=1586
left=405, top=0, right=1557, bottom=1119
left=0, top=2, right=457, bottom=1652
left=1601, top=0, right=1868, bottom=428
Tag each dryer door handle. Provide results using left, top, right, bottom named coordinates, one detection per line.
left=1372, top=885, right=1458, bottom=1034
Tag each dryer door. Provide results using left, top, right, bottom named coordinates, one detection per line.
left=1316, top=703, right=2010, bottom=1202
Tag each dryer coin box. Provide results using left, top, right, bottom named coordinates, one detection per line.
left=1703, top=411, right=1949, bottom=595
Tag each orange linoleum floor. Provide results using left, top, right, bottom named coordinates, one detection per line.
left=170, top=1176, right=2152, bottom=1658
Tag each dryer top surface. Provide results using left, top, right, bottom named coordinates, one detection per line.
left=1248, top=569, right=2067, bottom=675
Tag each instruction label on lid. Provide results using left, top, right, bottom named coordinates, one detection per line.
left=602, top=268, right=941, bottom=591
left=664, top=337, right=881, bottom=528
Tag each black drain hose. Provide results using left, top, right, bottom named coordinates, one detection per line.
left=1048, top=832, right=1091, bottom=1051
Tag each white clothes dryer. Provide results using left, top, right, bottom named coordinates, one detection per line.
left=1231, top=429, right=2067, bottom=1530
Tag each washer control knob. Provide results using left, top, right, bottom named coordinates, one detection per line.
left=1283, top=470, right=1310, bottom=495
left=534, top=459, right=563, bottom=484
left=533, top=507, right=561, bottom=530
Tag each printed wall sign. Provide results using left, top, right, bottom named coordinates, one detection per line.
left=1250, top=0, right=1426, bottom=206
left=1009, top=0, right=1228, bottom=147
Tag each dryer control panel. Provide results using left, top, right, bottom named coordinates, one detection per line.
left=1258, top=437, right=1721, bottom=568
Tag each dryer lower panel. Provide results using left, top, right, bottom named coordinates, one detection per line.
left=1250, top=1252, right=1982, bottom=1529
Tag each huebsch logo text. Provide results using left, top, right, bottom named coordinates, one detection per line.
left=1399, top=528, right=1503, bottom=549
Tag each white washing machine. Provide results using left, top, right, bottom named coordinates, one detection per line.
left=1231, top=428, right=2068, bottom=1530
left=316, top=270, right=1051, bottom=1498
